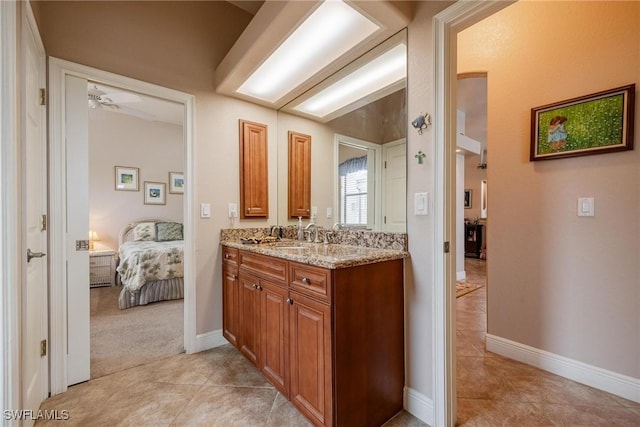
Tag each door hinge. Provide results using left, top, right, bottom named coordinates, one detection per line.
left=384, top=161, right=387, bottom=169
left=444, top=241, right=450, bottom=253
left=384, top=216, right=387, bottom=224
left=41, top=214, right=47, bottom=231
left=40, top=339, right=47, bottom=357
left=39, top=88, right=46, bottom=106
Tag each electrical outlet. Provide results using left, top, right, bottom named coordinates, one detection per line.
left=228, top=203, right=238, bottom=219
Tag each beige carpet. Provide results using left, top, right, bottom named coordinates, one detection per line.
left=90, top=286, right=184, bottom=379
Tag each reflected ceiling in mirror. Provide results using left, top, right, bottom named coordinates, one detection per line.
left=277, top=30, right=407, bottom=233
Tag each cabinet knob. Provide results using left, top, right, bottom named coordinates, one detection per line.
left=256, top=285, right=263, bottom=291
left=225, top=253, right=230, bottom=259
left=230, top=274, right=237, bottom=280
left=252, top=284, right=258, bottom=289
left=286, top=298, right=293, bottom=305
left=301, top=277, right=310, bottom=285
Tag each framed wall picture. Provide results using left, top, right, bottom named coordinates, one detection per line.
left=114, top=166, right=139, bottom=191
left=464, top=189, right=472, bottom=209
left=144, top=181, right=166, bottom=205
left=530, top=84, right=635, bottom=161
left=169, top=172, right=184, bottom=194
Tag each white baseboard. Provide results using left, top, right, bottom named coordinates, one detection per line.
left=404, top=387, right=433, bottom=426
left=456, top=271, right=466, bottom=282
left=194, top=329, right=229, bottom=353
left=486, top=334, right=640, bottom=403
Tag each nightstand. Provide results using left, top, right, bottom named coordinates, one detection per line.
left=89, top=249, right=116, bottom=287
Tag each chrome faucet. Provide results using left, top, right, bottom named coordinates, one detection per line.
left=304, top=223, right=319, bottom=243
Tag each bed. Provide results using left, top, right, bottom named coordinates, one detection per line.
left=116, top=218, right=184, bottom=309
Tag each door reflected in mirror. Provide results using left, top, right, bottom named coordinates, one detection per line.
left=277, top=30, right=407, bottom=232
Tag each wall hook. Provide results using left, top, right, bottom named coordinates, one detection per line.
left=411, top=113, right=432, bottom=134
left=415, top=150, right=426, bottom=164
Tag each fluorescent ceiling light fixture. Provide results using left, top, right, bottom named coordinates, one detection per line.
left=236, top=0, right=379, bottom=103
left=294, top=43, right=406, bottom=118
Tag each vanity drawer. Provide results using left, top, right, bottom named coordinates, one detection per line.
left=222, top=246, right=239, bottom=267
left=239, top=251, right=287, bottom=284
left=290, top=262, right=331, bottom=302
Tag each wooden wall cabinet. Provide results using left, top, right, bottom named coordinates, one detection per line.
left=224, top=247, right=404, bottom=427
left=239, top=120, right=269, bottom=218
left=288, top=131, right=311, bottom=218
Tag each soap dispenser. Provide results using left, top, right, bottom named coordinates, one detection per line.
left=297, top=217, right=303, bottom=241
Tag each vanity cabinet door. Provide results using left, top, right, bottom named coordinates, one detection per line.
left=288, top=131, right=311, bottom=218
left=239, top=273, right=261, bottom=366
left=239, top=120, right=269, bottom=218
left=222, top=264, right=240, bottom=347
left=289, top=291, right=332, bottom=427
left=259, top=280, right=289, bottom=396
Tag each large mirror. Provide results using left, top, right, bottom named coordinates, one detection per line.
left=276, top=30, right=407, bottom=232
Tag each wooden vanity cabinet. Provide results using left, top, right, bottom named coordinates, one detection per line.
left=226, top=248, right=404, bottom=427
left=237, top=252, right=289, bottom=396
left=259, top=279, right=289, bottom=395
left=239, top=273, right=261, bottom=366
left=288, top=289, right=332, bottom=426
left=288, top=131, right=312, bottom=218
left=239, top=120, right=269, bottom=218
left=222, top=247, right=240, bottom=347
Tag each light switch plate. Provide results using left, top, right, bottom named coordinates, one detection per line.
left=577, top=197, right=594, bottom=217
left=200, top=203, right=211, bottom=218
left=414, top=192, right=429, bottom=216
left=326, top=207, right=333, bottom=219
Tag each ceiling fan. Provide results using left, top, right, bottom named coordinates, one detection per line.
left=87, top=85, right=156, bottom=121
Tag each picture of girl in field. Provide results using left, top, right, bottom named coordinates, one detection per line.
left=547, top=115, right=568, bottom=150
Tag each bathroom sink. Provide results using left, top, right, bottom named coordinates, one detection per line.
left=272, top=242, right=308, bottom=250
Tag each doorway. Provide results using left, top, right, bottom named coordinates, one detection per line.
left=432, top=1, right=512, bottom=425
left=48, top=58, right=196, bottom=394
left=86, top=80, right=186, bottom=379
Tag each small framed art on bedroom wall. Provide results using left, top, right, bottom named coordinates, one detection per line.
left=144, top=181, right=166, bottom=205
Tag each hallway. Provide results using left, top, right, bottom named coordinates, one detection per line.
left=455, top=259, right=640, bottom=425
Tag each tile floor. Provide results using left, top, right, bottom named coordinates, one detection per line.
left=455, top=258, right=640, bottom=426
left=37, top=259, right=640, bottom=426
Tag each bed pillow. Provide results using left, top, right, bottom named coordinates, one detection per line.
left=155, top=222, right=183, bottom=241
left=132, top=222, right=156, bottom=241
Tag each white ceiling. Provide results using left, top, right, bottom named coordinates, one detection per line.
left=88, top=82, right=184, bottom=126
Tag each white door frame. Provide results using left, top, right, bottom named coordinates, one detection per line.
left=48, top=58, right=196, bottom=395
left=432, top=2, right=513, bottom=426
left=0, top=0, right=21, bottom=416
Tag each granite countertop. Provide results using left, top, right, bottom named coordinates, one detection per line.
left=221, top=239, right=408, bottom=269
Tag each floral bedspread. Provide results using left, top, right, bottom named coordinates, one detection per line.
left=116, top=240, right=184, bottom=292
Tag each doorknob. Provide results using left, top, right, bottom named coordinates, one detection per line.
left=27, top=248, right=46, bottom=263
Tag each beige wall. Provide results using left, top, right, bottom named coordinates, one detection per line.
left=459, top=1, right=640, bottom=377
left=88, top=108, right=184, bottom=250
left=405, top=0, right=453, bottom=401
left=34, top=1, right=278, bottom=334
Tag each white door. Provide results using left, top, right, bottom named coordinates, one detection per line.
left=22, top=6, right=48, bottom=423
left=382, top=140, right=406, bottom=232
left=65, top=75, right=91, bottom=385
